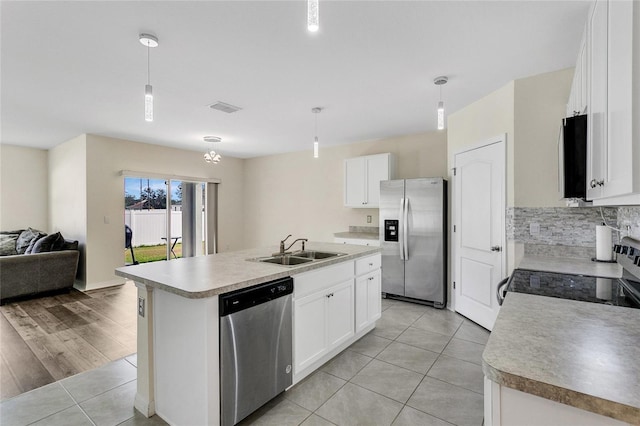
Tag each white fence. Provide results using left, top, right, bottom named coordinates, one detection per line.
left=124, top=210, right=204, bottom=247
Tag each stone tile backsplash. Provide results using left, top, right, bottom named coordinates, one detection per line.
left=507, top=206, right=640, bottom=258
left=618, top=207, right=640, bottom=240
left=508, top=207, right=618, bottom=247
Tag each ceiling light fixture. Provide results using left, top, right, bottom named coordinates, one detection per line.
left=308, top=0, right=319, bottom=32
left=139, top=33, right=159, bottom=122
left=312, top=107, right=322, bottom=158
left=203, top=136, right=222, bottom=164
left=434, top=76, right=448, bottom=130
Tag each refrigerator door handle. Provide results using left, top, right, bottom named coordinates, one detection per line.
left=403, top=197, right=409, bottom=259
left=399, top=198, right=405, bottom=260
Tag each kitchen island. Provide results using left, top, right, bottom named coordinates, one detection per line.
left=115, top=242, right=381, bottom=426
left=483, top=292, right=640, bottom=425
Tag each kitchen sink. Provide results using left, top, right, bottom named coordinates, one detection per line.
left=290, top=250, right=345, bottom=260
left=257, top=255, right=313, bottom=266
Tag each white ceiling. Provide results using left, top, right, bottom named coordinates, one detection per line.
left=1, top=1, right=591, bottom=159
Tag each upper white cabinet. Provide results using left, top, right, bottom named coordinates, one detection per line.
left=567, top=32, right=588, bottom=117
left=585, top=0, right=640, bottom=204
left=586, top=0, right=608, bottom=200
left=344, top=153, right=396, bottom=208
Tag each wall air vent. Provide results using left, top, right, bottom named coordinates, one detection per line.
left=208, top=101, right=242, bottom=114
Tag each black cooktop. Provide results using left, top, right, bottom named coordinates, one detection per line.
left=507, top=269, right=640, bottom=309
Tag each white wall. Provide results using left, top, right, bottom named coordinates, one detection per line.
left=0, top=144, right=49, bottom=232
left=447, top=68, right=573, bottom=292
left=47, top=134, right=244, bottom=290
left=243, top=132, right=448, bottom=249
left=49, top=135, right=88, bottom=283
left=514, top=68, right=573, bottom=207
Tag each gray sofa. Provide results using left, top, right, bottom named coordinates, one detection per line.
left=0, top=228, right=80, bottom=304
left=0, top=250, right=80, bottom=303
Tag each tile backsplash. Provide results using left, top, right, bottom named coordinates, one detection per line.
left=507, top=206, right=640, bottom=258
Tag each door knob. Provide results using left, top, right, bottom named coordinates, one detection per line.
left=490, top=246, right=502, bottom=252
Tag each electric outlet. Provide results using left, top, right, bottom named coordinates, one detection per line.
left=530, top=223, right=540, bottom=235
left=367, top=215, right=372, bottom=223
left=138, top=297, right=145, bottom=317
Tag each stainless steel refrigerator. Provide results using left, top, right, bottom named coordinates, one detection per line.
left=379, top=178, right=447, bottom=308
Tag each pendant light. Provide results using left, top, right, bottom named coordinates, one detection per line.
left=312, top=107, right=322, bottom=158
left=308, top=0, right=319, bottom=32
left=139, top=33, right=159, bottom=122
left=203, top=136, right=222, bottom=164
left=434, top=76, right=448, bottom=130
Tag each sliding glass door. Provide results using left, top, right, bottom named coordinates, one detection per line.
left=124, top=176, right=213, bottom=264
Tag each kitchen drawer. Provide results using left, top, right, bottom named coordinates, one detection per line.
left=293, top=261, right=355, bottom=299
left=355, top=254, right=381, bottom=276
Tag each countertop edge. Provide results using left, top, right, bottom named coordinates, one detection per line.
left=333, top=232, right=379, bottom=240
left=481, top=358, right=639, bottom=424
left=115, top=248, right=381, bottom=299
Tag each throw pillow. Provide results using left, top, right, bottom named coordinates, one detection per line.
left=0, top=234, right=19, bottom=256
left=31, top=232, right=63, bottom=254
left=24, top=232, right=47, bottom=254
left=51, top=233, right=66, bottom=251
left=16, top=228, right=44, bottom=254
left=62, top=240, right=79, bottom=251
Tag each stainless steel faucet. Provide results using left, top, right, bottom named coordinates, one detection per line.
left=277, top=235, right=308, bottom=255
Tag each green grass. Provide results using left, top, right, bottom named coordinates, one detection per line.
left=125, top=243, right=182, bottom=264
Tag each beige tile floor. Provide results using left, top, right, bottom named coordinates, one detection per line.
left=0, top=298, right=489, bottom=426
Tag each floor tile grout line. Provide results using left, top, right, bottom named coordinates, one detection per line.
left=58, top=383, right=99, bottom=426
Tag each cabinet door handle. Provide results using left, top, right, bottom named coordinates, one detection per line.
left=369, top=262, right=373, bottom=266
left=590, top=179, right=597, bottom=188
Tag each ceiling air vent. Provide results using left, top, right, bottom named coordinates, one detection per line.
left=208, top=101, right=242, bottom=114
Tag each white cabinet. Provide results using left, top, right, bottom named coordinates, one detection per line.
left=294, top=279, right=354, bottom=372
left=355, top=254, right=382, bottom=333
left=293, top=262, right=355, bottom=378
left=586, top=0, right=640, bottom=204
left=292, top=254, right=382, bottom=383
left=344, top=153, right=395, bottom=208
left=355, top=270, right=381, bottom=333
left=587, top=0, right=608, bottom=200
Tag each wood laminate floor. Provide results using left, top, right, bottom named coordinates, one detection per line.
left=0, top=282, right=137, bottom=401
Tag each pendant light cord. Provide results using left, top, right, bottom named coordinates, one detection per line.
left=314, top=112, right=318, bottom=140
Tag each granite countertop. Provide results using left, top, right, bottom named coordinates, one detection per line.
left=115, top=242, right=380, bottom=299
left=334, top=231, right=379, bottom=240
left=483, top=292, right=640, bottom=424
left=518, top=255, right=622, bottom=278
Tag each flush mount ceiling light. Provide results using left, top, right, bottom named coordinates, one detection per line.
left=308, top=0, right=319, bottom=32
left=312, top=107, right=322, bottom=158
left=139, top=33, right=159, bottom=122
left=203, top=136, right=222, bottom=164
left=434, top=76, right=448, bottom=130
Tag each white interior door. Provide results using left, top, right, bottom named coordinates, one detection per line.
left=454, top=138, right=505, bottom=330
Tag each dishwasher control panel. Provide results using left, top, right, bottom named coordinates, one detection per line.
left=219, top=277, right=293, bottom=316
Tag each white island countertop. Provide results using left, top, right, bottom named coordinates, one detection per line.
left=115, top=242, right=380, bottom=298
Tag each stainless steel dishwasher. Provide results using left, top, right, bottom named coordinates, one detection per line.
left=219, top=277, right=293, bottom=426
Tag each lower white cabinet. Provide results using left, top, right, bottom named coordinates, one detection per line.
left=355, top=269, right=381, bottom=333
left=292, top=254, right=382, bottom=383
left=293, top=271, right=355, bottom=376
